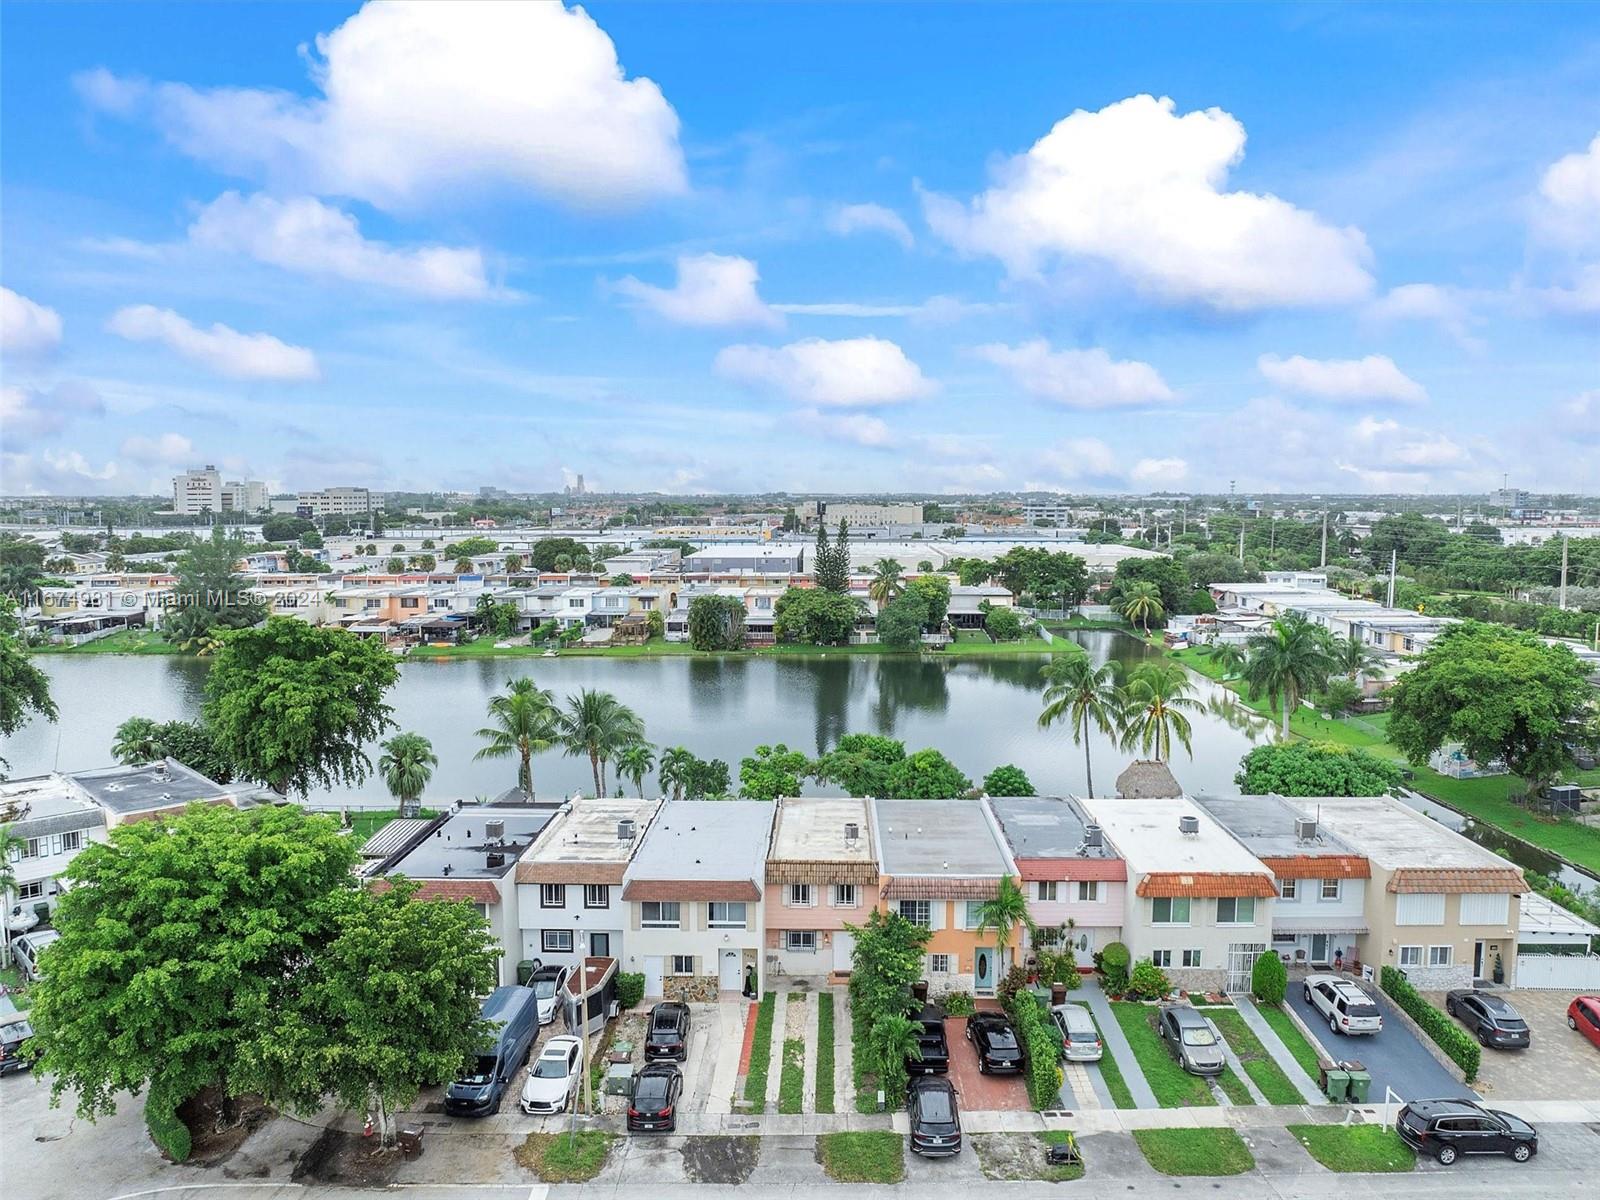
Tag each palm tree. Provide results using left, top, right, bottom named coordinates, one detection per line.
left=474, top=678, right=558, bottom=798
left=1202, top=641, right=1248, bottom=679
left=1114, top=581, right=1164, bottom=635
left=1242, top=614, right=1336, bottom=740
left=453, top=556, right=474, bottom=574
left=1038, top=649, right=1121, bottom=798
left=1118, top=661, right=1201, bottom=761
left=973, top=876, right=1034, bottom=976
left=504, top=553, right=524, bottom=574
left=378, top=732, right=437, bottom=816
left=616, top=742, right=656, bottom=798
left=112, top=716, right=165, bottom=765
left=867, top=1010, right=923, bottom=1104
left=1331, top=632, right=1381, bottom=682
left=556, top=689, right=646, bottom=797
left=658, top=746, right=696, bottom=801
left=867, top=559, right=906, bottom=605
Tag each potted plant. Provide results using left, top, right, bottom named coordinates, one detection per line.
left=1492, top=953, right=1504, bottom=985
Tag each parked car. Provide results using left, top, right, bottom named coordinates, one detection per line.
left=965, top=1011, right=1023, bottom=1074
left=644, top=1002, right=690, bottom=1062
left=1157, top=1005, right=1224, bottom=1076
left=1396, top=1098, right=1538, bottom=1165
left=1302, top=974, right=1383, bottom=1036
left=907, top=1002, right=949, bottom=1076
left=6, top=904, right=40, bottom=934
left=11, top=929, right=60, bottom=983
left=627, top=1061, right=682, bottom=1132
left=0, top=1011, right=35, bottom=1076
left=444, top=985, right=540, bottom=1116
left=1445, top=990, right=1531, bottom=1049
left=519, top=1035, right=584, bottom=1115
left=529, top=964, right=572, bottom=1026
left=1050, top=1003, right=1103, bottom=1063
left=907, top=1074, right=962, bottom=1157
left=1567, top=995, right=1600, bottom=1050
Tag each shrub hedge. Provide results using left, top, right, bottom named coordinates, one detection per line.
left=1099, top=942, right=1131, bottom=993
left=937, top=989, right=976, bottom=1016
left=1251, top=953, right=1287, bottom=1005
left=144, top=1090, right=191, bottom=1162
left=1005, top=989, right=1065, bottom=1109
left=1380, top=966, right=1479, bottom=1082
left=1127, top=959, right=1171, bottom=1000
left=616, top=972, right=646, bottom=1011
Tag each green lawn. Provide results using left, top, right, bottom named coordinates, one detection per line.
left=851, top=995, right=882, bottom=1114
left=816, top=1132, right=905, bottom=1184
left=29, top=628, right=182, bottom=655
left=1108, top=1002, right=1214, bottom=1108
left=1288, top=1124, right=1416, bottom=1172
left=1083, top=1012, right=1136, bottom=1109
left=815, top=993, right=836, bottom=1114
left=513, top=1131, right=614, bottom=1182
left=742, top=992, right=776, bottom=1110
left=779, top=1032, right=805, bottom=1115
left=0, top=966, right=33, bottom=1010
left=1258, top=1004, right=1326, bottom=1082
left=1216, top=1065, right=1255, bottom=1105
left=1205, top=1009, right=1306, bottom=1105
left=1132, top=1128, right=1254, bottom=1176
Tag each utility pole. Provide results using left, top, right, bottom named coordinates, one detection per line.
left=1559, top=535, right=1569, bottom=610
left=1386, top=549, right=1397, bottom=608
left=1238, top=526, right=1245, bottom=563
left=1320, top=512, right=1328, bottom=569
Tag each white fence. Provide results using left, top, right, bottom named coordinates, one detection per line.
left=1514, top=953, right=1600, bottom=989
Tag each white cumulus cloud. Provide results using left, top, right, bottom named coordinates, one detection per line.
left=976, top=340, right=1175, bottom=409
left=612, top=253, right=780, bottom=328
left=922, top=94, right=1374, bottom=311
left=120, top=432, right=196, bottom=464
left=108, top=305, right=320, bottom=381
left=1130, top=457, right=1189, bottom=487
left=795, top=409, right=896, bottom=448
left=1, top=287, right=64, bottom=356
left=1538, top=132, right=1600, bottom=247
left=1257, top=353, right=1426, bottom=405
left=79, top=1, right=686, bottom=212
left=0, top=382, right=105, bottom=445
left=828, top=203, right=914, bottom=248
left=714, top=336, right=934, bottom=408
left=1365, top=283, right=1483, bottom=350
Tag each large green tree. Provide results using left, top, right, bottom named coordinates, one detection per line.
left=167, top=526, right=266, bottom=641
left=885, top=748, right=972, bottom=798
left=1242, top=614, right=1336, bottom=740
left=738, top=743, right=811, bottom=800
left=110, top=716, right=234, bottom=782
left=1, top=596, right=56, bottom=776
left=687, top=594, right=746, bottom=651
left=1235, top=741, right=1406, bottom=797
left=876, top=589, right=929, bottom=649
left=0, top=534, right=47, bottom=598
left=1388, top=620, right=1596, bottom=790
left=811, top=734, right=906, bottom=795
left=907, top=575, right=951, bottom=627
left=1110, top=556, right=1192, bottom=615
left=773, top=586, right=860, bottom=645
left=1118, top=661, right=1201, bottom=762
left=204, top=617, right=399, bottom=796
left=981, top=764, right=1034, bottom=796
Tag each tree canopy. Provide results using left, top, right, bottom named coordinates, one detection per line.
left=982, top=764, right=1034, bottom=796
left=1235, top=741, right=1406, bottom=797
left=812, top=733, right=906, bottom=795
left=875, top=589, right=929, bottom=649
left=528, top=537, right=589, bottom=572
left=168, top=526, right=266, bottom=641
left=738, top=742, right=811, bottom=800
left=773, top=586, right=860, bottom=645
left=884, top=748, right=972, bottom=798
left=687, top=594, right=747, bottom=651
left=1, top=596, right=56, bottom=775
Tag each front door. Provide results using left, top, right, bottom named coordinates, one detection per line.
left=832, top=930, right=855, bottom=973
left=975, top=947, right=996, bottom=993
left=644, top=956, right=664, bottom=998
left=1310, top=934, right=1330, bottom=965
left=1473, top=941, right=1485, bottom=980
left=719, top=949, right=741, bottom=991
left=589, top=932, right=610, bottom=958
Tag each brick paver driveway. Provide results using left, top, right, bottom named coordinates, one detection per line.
left=1424, top=989, right=1600, bottom=1101
left=943, top=1015, right=1032, bottom=1112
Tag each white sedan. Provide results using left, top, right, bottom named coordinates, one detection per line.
left=520, top=1035, right=584, bottom=1115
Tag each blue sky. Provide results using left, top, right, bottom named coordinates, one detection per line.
left=2, top=1, right=1597, bottom=498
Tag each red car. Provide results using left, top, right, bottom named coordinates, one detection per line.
left=1568, top=996, right=1600, bottom=1049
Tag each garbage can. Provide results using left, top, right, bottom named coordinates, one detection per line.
left=1345, top=1068, right=1372, bottom=1103
left=517, top=959, right=537, bottom=985
left=1323, top=1068, right=1350, bottom=1102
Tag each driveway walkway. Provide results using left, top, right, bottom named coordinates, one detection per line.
left=1286, top=979, right=1469, bottom=1103
left=1233, top=995, right=1326, bottom=1105
left=1423, top=989, right=1600, bottom=1101
left=1077, top=978, right=1159, bottom=1108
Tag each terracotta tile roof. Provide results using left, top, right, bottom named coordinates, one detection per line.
left=621, top=879, right=761, bottom=902
left=369, top=878, right=502, bottom=904
left=1017, top=858, right=1127, bottom=883
left=1136, top=872, right=1278, bottom=899
left=881, top=876, right=1001, bottom=901
left=515, top=861, right=626, bottom=886
left=1259, top=854, right=1371, bottom=880
left=1387, top=866, right=1526, bottom=894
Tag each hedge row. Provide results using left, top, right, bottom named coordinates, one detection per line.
left=616, top=972, right=646, bottom=1011
left=1006, top=990, right=1066, bottom=1109
left=1380, top=966, right=1480, bottom=1082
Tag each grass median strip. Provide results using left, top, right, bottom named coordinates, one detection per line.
left=1109, top=1002, right=1214, bottom=1107
left=1259, top=1004, right=1325, bottom=1082
left=816, top=1132, right=905, bottom=1184
left=779, top=1037, right=805, bottom=1114
left=1289, top=1124, right=1416, bottom=1172
left=514, top=1132, right=614, bottom=1183
left=1132, top=1128, right=1254, bottom=1176
left=816, top=992, right=836, bottom=1114
left=742, top=992, right=776, bottom=1111
left=1207, top=1008, right=1304, bottom=1105
left=1216, top=1065, right=1255, bottom=1105
left=1083, top=1012, right=1136, bottom=1109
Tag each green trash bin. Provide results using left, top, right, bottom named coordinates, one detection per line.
left=517, top=959, right=537, bottom=985
left=1345, top=1068, right=1372, bottom=1103
left=1322, top=1068, right=1350, bottom=1102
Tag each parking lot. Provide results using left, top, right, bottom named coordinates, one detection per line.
left=1286, top=981, right=1467, bottom=1103
left=1422, top=989, right=1600, bottom=1101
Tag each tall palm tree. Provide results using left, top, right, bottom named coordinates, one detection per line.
left=1114, top=581, right=1164, bottom=636
left=453, top=556, right=474, bottom=574
left=111, top=716, right=164, bottom=765
left=504, top=553, right=524, bottom=574
left=1038, top=649, right=1121, bottom=798
left=658, top=746, right=696, bottom=801
left=1331, top=632, right=1381, bottom=681
left=974, top=876, right=1034, bottom=977
left=1243, top=614, right=1337, bottom=740
left=378, top=732, right=437, bottom=816
left=616, top=742, right=656, bottom=798
left=1118, top=660, right=1202, bottom=762
left=867, top=559, right=906, bottom=605
left=556, top=689, right=646, bottom=797
left=474, top=678, right=558, bottom=798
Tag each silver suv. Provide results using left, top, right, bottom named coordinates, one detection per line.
left=1303, top=973, right=1383, bottom=1036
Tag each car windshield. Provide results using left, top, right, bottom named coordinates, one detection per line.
left=533, top=979, right=558, bottom=999
left=532, top=1055, right=571, bottom=1078
left=918, top=1091, right=955, bottom=1122
left=1181, top=1026, right=1218, bottom=1047
left=459, top=1055, right=498, bottom=1085
left=635, top=1077, right=669, bottom=1104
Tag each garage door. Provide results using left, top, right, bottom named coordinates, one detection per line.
left=833, top=931, right=855, bottom=973
left=644, top=956, right=664, bottom=998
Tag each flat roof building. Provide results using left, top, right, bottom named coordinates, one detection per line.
left=766, top=797, right=879, bottom=978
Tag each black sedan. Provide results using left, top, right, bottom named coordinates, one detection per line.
left=965, top=1011, right=1024, bottom=1074
left=1396, top=1098, right=1538, bottom=1165
left=1445, top=990, right=1531, bottom=1049
left=644, top=1001, right=690, bottom=1061
left=907, top=1075, right=962, bottom=1157
left=627, top=1062, right=682, bottom=1132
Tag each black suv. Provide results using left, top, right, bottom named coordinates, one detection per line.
left=907, top=1075, right=962, bottom=1157
left=644, top=1001, right=690, bottom=1061
left=1445, top=990, right=1532, bottom=1049
left=1396, top=1098, right=1538, bottom=1165
left=627, top=1062, right=682, bottom=1132
left=965, top=1011, right=1024, bottom=1074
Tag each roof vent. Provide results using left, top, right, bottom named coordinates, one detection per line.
left=1177, top=814, right=1201, bottom=836
left=485, top=819, right=505, bottom=843
left=844, top=822, right=860, bottom=843
left=1084, top=823, right=1103, bottom=848
left=1294, top=816, right=1318, bottom=842
left=153, top=761, right=170, bottom=782
left=486, top=850, right=505, bottom=868
left=617, top=818, right=637, bottom=841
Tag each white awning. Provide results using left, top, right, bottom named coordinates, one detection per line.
left=1520, top=891, right=1600, bottom=940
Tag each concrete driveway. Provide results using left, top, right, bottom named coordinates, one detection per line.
left=1286, top=979, right=1470, bottom=1103
left=1422, top=989, right=1600, bottom=1102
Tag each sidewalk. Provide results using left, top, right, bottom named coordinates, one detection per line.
left=1076, top=977, right=1159, bottom=1108
left=1233, top=994, right=1326, bottom=1106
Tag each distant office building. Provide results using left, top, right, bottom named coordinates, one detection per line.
left=1021, top=500, right=1076, bottom=524
left=805, top=501, right=922, bottom=528
left=296, top=487, right=375, bottom=518
left=172, top=466, right=266, bottom=515
left=1493, top=488, right=1530, bottom=511
left=683, top=545, right=805, bottom=574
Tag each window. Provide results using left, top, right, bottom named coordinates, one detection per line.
left=12, top=837, right=41, bottom=861
left=898, top=900, right=932, bottom=927
left=963, top=900, right=986, bottom=929
left=17, top=880, right=44, bottom=901
left=1037, top=881, right=1058, bottom=901
left=831, top=884, right=857, bottom=908
left=584, top=884, right=609, bottom=909
left=1216, top=897, right=1256, bottom=925
left=929, top=954, right=952, bottom=974
left=1458, top=893, right=1509, bottom=925
left=1319, top=879, right=1341, bottom=901
left=541, top=929, right=573, bottom=953
left=708, top=901, right=747, bottom=928
left=401, top=597, right=420, bottom=609
left=1398, top=945, right=1423, bottom=967
left=670, top=955, right=695, bottom=974
left=540, top=883, right=566, bottom=908
left=641, top=901, right=680, bottom=928
left=784, top=931, right=817, bottom=952
left=1395, top=892, right=1446, bottom=925
left=1182, top=949, right=1202, bottom=968
left=59, top=831, right=81, bottom=853
left=1151, top=897, right=1190, bottom=925
left=1427, top=945, right=1453, bottom=967
left=1077, top=880, right=1102, bottom=902
left=787, top=883, right=813, bottom=907
left=1151, top=950, right=1173, bottom=967
left=1279, top=878, right=1298, bottom=900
